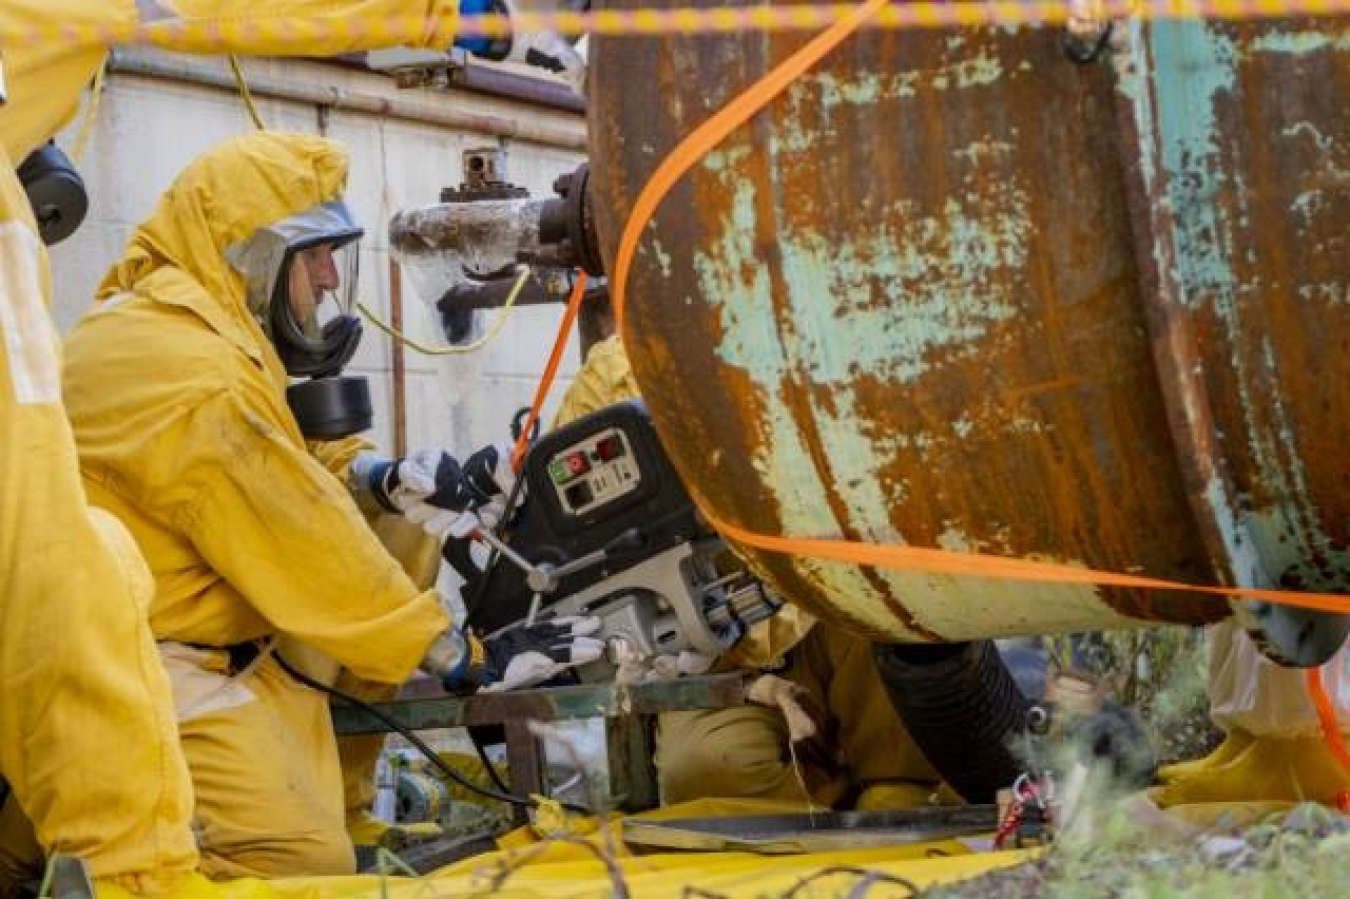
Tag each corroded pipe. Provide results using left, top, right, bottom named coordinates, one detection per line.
left=585, top=6, right=1350, bottom=665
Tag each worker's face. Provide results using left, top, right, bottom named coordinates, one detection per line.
left=287, top=243, right=340, bottom=335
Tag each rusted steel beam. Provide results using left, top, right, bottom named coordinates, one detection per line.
left=504, top=718, right=547, bottom=826
left=605, top=714, right=660, bottom=812
left=330, top=673, right=747, bottom=736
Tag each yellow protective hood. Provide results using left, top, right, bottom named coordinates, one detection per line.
left=96, top=130, right=349, bottom=357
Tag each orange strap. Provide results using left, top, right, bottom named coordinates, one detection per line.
left=510, top=272, right=589, bottom=473
left=711, top=516, right=1350, bottom=614
left=611, top=0, right=891, bottom=337
left=1306, top=668, right=1350, bottom=772
left=606, top=0, right=1350, bottom=620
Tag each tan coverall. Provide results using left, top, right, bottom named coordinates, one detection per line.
left=554, top=336, right=940, bottom=809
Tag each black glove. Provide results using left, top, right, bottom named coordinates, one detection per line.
left=461, top=617, right=604, bottom=692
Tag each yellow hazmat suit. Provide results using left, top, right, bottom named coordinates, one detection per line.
left=1158, top=621, right=1350, bottom=806
left=62, top=132, right=450, bottom=878
left=0, top=143, right=196, bottom=890
left=0, top=0, right=496, bottom=889
left=553, top=336, right=940, bottom=809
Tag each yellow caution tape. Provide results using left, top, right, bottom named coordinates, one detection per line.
left=1, top=1, right=1348, bottom=52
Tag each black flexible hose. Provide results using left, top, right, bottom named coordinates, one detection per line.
left=873, top=641, right=1032, bottom=804
left=275, top=653, right=587, bottom=814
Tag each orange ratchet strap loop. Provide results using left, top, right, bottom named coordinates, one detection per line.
left=510, top=272, right=589, bottom=473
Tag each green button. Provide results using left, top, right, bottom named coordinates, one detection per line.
left=548, top=458, right=572, bottom=484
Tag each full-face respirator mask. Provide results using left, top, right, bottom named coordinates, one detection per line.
left=227, top=200, right=372, bottom=440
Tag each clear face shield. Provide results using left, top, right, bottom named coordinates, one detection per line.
left=227, top=200, right=373, bottom=439
left=227, top=200, right=365, bottom=379
left=270, top=236, right=362, bottom=377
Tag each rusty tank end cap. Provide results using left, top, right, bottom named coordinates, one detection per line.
left=1236, top=601, right=1350, bottom=668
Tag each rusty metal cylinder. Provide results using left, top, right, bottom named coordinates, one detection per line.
left=586, top=7, right=1350, bottom=664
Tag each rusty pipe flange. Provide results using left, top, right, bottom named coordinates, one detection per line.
left=531, top=162, right=605, bottom=276
left=1236, top=601, right=1350, bottom=668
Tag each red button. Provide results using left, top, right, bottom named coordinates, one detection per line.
left=595, top=436, right=623, bottom=461
left=566, top=452, right=590, bottom=475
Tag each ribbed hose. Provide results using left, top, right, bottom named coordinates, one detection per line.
left=873, top=640, right=1031, bottom=803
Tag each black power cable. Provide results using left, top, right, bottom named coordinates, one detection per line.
left=469, top=727, right=514, bottom=795
left=274, top=653, right=586, bottom=814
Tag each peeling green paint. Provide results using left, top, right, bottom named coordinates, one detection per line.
left=921, top=528, right=1129, bottom=636
left=649, top=239, right=673, bottom=278
left=1290, top=190, right=1326, bottom=223
left=953, top=139, right=1015, bottom=165
left=696, top=122, right=1047, bottom=637
left=1298, top=283, right=1349, bottom=306
left=1111, top=21, right=1161, bottom=204
left=1283, top=120, right=1336, bottom=152
left=803, top=52, right=1005, bottom=112
left=945, top=52, right=1004, bottom=89
left=1137, top=21, right=1350, bottom=598
left=772, top=210, right=1025, bottom=385
left=1252, top=29, right=1350, bottom=55
left=1150, top=20, right=1241, bottom=307
left=692, top=174, right=774, bottom=376
left=810, top=71, right=915, bottom=107
left=1240, top=338, right=1350, bottom=590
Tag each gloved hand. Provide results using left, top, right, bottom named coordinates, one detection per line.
left=422, top=617, right=604, bottom=692
left=413, top=441, right=518, bottom=537
left=453, top=0, right=587, bottom=94
left=352, top=443, right=516, bottom=539
left=613, top=643, right=716, bottom=684
left=649, top=650, right=716, bottom=679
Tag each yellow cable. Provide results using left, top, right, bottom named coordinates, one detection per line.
left=227, top=54, right=266, bottom=130
left=357, top=265, right=532, bottom=356
left=71, top=58, right=108, bottom=164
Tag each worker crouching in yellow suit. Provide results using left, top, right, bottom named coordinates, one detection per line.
left=60, top=131, right=604, bottom=879
left=61, top=132, right=452, bottom=879
left=553, top=336, right=943, bottom=810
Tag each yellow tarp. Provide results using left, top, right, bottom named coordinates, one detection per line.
left=102, top=799, right=1035, bottom=897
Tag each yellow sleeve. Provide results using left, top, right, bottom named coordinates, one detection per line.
left=150, top=1, right=463, bottom=55
left=553, top=336, right=642, bottom=428
left=168, top=390, right=449, bottom=684
left=720, top=604, right=817, bottom=670
left=308, top=434, right=375, bottom=482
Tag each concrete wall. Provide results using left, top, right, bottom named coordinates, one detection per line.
left=50, top=50, right=588, bottom=460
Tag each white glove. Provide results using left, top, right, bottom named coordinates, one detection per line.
left=478, top=616, right=605, bottom=692
left=612, top=642, right=716, bottom=684
left=507, top=27, right=586, bottom=95
left=404, top=495, right=508, bottom=541
left=351, top=448, right=464, bottom=514
left=648, top=650, right=717, bottom=680
left=353, top=443, right=516, bottom=540
left=459, top=442, right=517, bottom=508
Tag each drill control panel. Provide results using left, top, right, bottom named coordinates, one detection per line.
left=544, top=427, right=640, bottom=516
left=450, top=399, right=783, bottom=678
